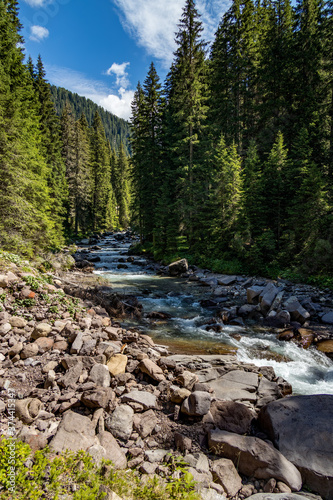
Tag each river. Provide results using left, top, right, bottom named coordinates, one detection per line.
left=91, top=233, right=333, bottom=396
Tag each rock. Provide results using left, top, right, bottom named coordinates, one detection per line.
left=208, top=370, right=258, bottom=403
left=81, top=388, right=113, bottom=408
left=246, top=495, right=315, bottom=500
left=138, top=358, right=166, bottom=382
left=18, top=426, right=48, bottom=453
left=98, top=486, right=123, bottom=500
left=292, top=328, right=315, bottom=349
left=8, top=342, right=23, bottom=356
left=134, top=409, right=158, bottom=438
left=107, top=354, right=128, bottom=376
left=105, top=326, right=121, bottom=340
left=20, top=343, right=39, bottom=359
left=50, top=411, right=97, bottom=454
left=273, top=310, right=291, bottom=328
left=247, top=286, right=264, bottom=305
left=106, top=405, right=134, bottom=440
left=264, top=478, right=276, bottom=492
left=89, top=364, right=111, bottom=387
left=259, top=283, right=279, bottom=315
left=175, top=432, right=192, bottom=452
left=211, top=458, right=243, bottom=497
left=0, top=275, right=9, bottom=287
left=205, top=400, right=255, bottom=434
left=170, top=385, right=191, bottom=404
left=121, top=390, right=157, bottom=410
left=53, top=340, right=68, bottom=351
left=58, top=361, right=83, bottom=388
left=0, top=323, right=11, bottom=335
left=168, top=259, right=188, bottom=276
left=208, top=429, right=302, bottom=491
left=145, top=449, right=168, bottom=463
left=316, top=339, right=333, bottom=358
left=181, top=391, right=212, bottom=417
left=175, top=370, right=199, bottom=390
left=9, top=316, right=27, bottom=328
left=322, top=311, right=333, bottom=325
left=70, top=332, right=84, bottom=354
left=278, top=329, right=295, bottom=341
left=35, top=337, right=54, bottom=353
left=284, top=296, right=310, bottom=324
left=15, top=398, right=42, bottom=424
left=31, top=323, right=52, bottom=340
left=98, top=431, right=127, bottom=469
left=259, top=395, right=333, bottom=499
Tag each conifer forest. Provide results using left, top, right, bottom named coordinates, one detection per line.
left=1, top=0, right=333, bottom=281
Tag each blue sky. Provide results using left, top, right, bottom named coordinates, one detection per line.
left=18, top=0, right=231, bottom=120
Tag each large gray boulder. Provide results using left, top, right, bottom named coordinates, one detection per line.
left=259, top=395, right=333, bottom=500
left=259, top=283, right=279, bottom=315
left=208, top=429, right=302, bottom=491
left=49, top=411, right=98, bottom=453
left=284, top=296, right=310, bottom=324
left=168, top=259, right=188, bottom=276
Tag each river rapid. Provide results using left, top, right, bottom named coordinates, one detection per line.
left=91, top=233, right=333, bottom=397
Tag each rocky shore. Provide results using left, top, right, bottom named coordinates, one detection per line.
left=0, top=237, right=332, bottom=500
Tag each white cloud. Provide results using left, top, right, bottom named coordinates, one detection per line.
left=46, top=65, right=134, bottom=121
left=29, top=25, right=49, bottom=42
left=112, top=0, right=231, bottom=66
left=106, top=62, right=130, bottom=88
left=24, top=0, right=50, bottom=7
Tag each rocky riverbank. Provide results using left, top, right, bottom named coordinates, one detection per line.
left=0, top=239, right=332, bottom=500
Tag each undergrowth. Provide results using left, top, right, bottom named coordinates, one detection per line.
left=0, top=439, right=201, bottom=500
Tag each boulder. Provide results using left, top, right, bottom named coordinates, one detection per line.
left=204, top=400, right=255, bottom=434
left=97, top=431, right=127, bottom=469
left=211, top=458, right=243, bottom=497
left=259, top=283, right=279, bottom=315
left=170, top=385, right=191, bottom=404
left=181, top=391, right=212, bottom=417
left=284, top=296, right=310, bottom=324
left=81, top=388, right=113, bottom=409
left=168, top=259, right=188, bottom=276
left=50, top=410, right=98, bottom=453
left=58, top=361, right=83, bottom=388
left=35, top=337, right=54, bottom=353
left=247, top=286, right=264, bottom=305
left=70, top=332, right=84, bottom=354
left=31, top=323, right=52, bottom=339
left=322, top=311, right=333, bottom=325
left=106, top=405, right=134, bottom=440
left=316, top=339, right=333, bottom=359
left=259, top=395, right=333, bottom=499
left=134, top=409, right=158, bottom=438
left=246, top=495, right=318, bottom=500
left=218, top=276, right=237, bottom=286
left=15, top=398, right=42, bottom=424
left=175, top=370, right=199, bottom=390
left=208, top=429, right=302, bottom=491
left=89, top=364, right=111, bottom=387
left=138, top=358, right=166, bottom=382
left=107, top=354, right=128, bottom=376
left=121, top=390, right=157, bottom=410
left=9, top=316, right=27, bottom=328
left=20, top=343, right=39, bottom=359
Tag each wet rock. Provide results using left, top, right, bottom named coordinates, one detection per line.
left=322, top=311, right=333, bottom=325
left=292, top=328, right=315, bottom=349
left=50, top=410, right=98, bottom=453
left=105, top=405, right=134, bottom=440
left=278, top=329, right=295, bottom=341
left=146, top=311, right=172, bottom=320
left=168, top=259, right=188, bottom=276
left=259, top=395, right=333, bottom=499
left=208, top=430, right=302, bottom=491
left=211, top=458, right=243, bottom=497
left=316, top=339, right=333, bottom=358
left=204, top=400, right=255, bottom=434
left=138, top=358, right=165, bottom=382
left=107, top=354, right=128, bottom=376
left=181, top=391, right=212, bottom=417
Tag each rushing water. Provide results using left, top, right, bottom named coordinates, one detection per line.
left=91, top=234, right=333, bottom=396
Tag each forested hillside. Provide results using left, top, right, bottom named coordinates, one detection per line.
left=130, top=0, right=333, bottom=279
left=49, top=86, right=131, bottom=154
left=0, top=0, right=130, bottom=256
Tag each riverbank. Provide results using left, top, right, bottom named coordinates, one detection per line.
left=0, top=240, right=332, bottom=500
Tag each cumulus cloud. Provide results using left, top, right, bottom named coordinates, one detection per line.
left=106, top=62, right=130, bottom=88
left=46, top=65, right=134, bottom=120
left=29, top=25, right=49, bottom=42
left=112, top=0, right=231, bottom=66
left=24, top=0, right=51, bottom=7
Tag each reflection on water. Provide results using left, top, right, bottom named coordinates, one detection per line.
left=91, top=235, right=333, bottom=396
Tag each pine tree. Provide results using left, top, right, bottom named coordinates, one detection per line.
left=73, top=114, right=92, bottom=234
left=90, top=111, right=112, bottom=231
left=61, top=101, right=76, bottom=232
left=114, top=143, right=130, bottom=229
